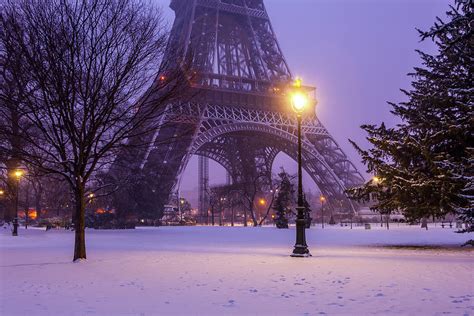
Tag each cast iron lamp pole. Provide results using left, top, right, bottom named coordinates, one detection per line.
left=290, top=79, right=311, bottom=257
left=320, top=195, right=326, bottom=229
left=12, top=169, right=24, bottom=236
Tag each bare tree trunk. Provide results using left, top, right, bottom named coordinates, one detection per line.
left=73, top=183, right=86, bottom=261
left=34, top=184, right=42, bottom=220
left=211, top=206, right=215, bottom=226
left=244, top=208, right=247, bottom=227
left=24, top=183, right=30, bottom=229
left=4, top=160, right=19, bottom=223
left=249, top=200, right=258, bottom=227
left=231, top=205, right=234, bottom=227
left=258, top=195, right=275, bottom=226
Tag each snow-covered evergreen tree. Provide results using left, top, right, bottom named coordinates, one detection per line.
left=349, top=1, right=473, bottom=231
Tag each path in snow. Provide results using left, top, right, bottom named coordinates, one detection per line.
left=0, top=225, right=472, bottom=315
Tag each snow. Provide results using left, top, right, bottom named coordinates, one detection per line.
left=0, top=225, right=473, bottom=315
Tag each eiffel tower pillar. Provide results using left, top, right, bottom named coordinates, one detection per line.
left=111, top=0, right=365, bottom=221
left=198, top=156, right=210, bottom=224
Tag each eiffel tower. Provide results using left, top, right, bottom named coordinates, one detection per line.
left=118, top=0, right=364, bottom=219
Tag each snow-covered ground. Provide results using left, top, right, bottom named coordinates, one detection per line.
left=0, top=225, right=472, bottom=315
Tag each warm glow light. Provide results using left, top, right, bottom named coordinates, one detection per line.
left=14, top=170, right=24, bottom=179
left=289, top=78, right=312, bottom=114
left=320, top=196, right=326, bottom=203
left=0, top=189, right=4, bottom=195
left=29, top=210, right=37, bottom=220
left=95, top=208, right=106, bottom=214
left=294, top=77, right=302, bottom=88
left=373, top=176, right=380, bottom=184
left=89, top=193, right=95, bottom=199
left=291, top=92, right=309, bottom=113
left=259, top=198, right=266, bottom=206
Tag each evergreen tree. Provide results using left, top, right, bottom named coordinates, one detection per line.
left=348, top=1, right=473, bottom=231
left=273, top=170, right=294, bottom=229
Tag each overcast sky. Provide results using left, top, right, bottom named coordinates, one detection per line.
left=153, top=0, right=451, bottom=200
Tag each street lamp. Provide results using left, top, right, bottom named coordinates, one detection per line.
left=12, top=169, right=24, bottom=236
left=290, top=78, right=311, bottom=257
left=371, top=176, right=383, bottom=226
left=320, top=195, right=326, bottom=228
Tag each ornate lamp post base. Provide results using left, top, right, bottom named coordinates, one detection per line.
left=291, top=247, right=312, bottom=257
left=291, top=206, right=311, bottom=257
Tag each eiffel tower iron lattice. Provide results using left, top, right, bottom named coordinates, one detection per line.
left=114, top=0, right=365, bottom=219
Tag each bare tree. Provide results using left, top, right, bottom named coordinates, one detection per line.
left=1, top=0, right=188, bottom=261
left=0, top=9, right=29, bottom=222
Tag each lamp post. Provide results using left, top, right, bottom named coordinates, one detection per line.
left=12, top=169, right=24, bottom=236
left=0, top=190, right=4, bottom=221
left=372, top=176, right=384, bottom=227
left=320, top=195, right=326, bottom=228
left=290, top=78, right=311, bottom=257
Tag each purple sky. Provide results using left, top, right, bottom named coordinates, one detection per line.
left=154, top=0, right=451, bottom=202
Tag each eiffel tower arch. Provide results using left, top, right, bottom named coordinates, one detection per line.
left=119, top=0, right=364, bottom=217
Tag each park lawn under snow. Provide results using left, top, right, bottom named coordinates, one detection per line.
left=0, top=225, right=472, bottom=316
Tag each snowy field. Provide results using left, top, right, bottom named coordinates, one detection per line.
left=0, top=225, right=472, bottom=316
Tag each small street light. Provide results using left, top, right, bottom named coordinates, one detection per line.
left=371, top=176, right=384, bottom=226
left=290, top=78, right=312, bottom=258
left=320, top=195, right=326, bottom=229
left=12, top=169, right=24, bottom=236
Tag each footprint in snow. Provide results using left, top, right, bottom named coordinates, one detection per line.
left=223, top=299, right=235, bottom=307
left=375, top=293, right=385, bottom=297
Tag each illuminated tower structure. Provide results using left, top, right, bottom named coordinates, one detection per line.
left=121, top=0, right=364, bottom=218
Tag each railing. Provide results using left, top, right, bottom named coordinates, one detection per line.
left=197, top=0, right=268, bottom=19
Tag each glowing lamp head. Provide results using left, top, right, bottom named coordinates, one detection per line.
left=373, top=176, right=380, bottom=184
left=259, top=198, right=266, bottom=206
left=319, top=196, right=326, bottom=203
left=88, top=193, right=95, bottom=199
left=14, top=170, right=24, bottom=179
left=291, top=92, right=309, bottom=113
left=0, top=189, right=4, bottom=195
